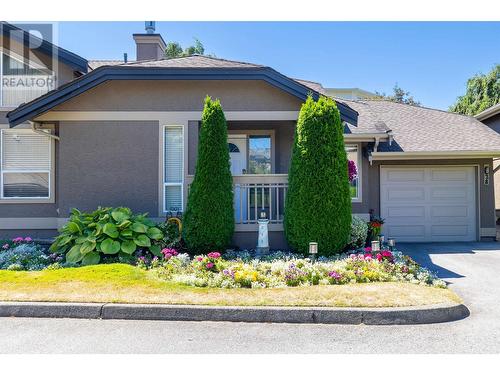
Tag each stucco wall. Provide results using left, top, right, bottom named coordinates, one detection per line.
left=52, top=80, right=304, bottom=112
left=57, top=121, right=160, bottom=216
left=482, top=113, right=500, bottom=214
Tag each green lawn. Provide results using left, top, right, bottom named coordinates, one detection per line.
left=0, top=264, right=461, bottom=308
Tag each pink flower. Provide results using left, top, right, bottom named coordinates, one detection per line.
left=376, top=253, right=383, bottom=261
left=196, top=256, right=203, bottom=262
left=206, top=262, right=214, bottom=269
left=350, top=254, right=357, bottom=259
left=207, top=252, right=221, bottom=259
left=24, top=237, right=32, bottom=242
left=2, top=243, right=9, bottom=250
left=381, top=251, right=393, bottom=257
left=364, top=254, right=372, bottom=260
left=364, top=247, right=372, bottom=253
left=12, top=237, right=23, bottom=243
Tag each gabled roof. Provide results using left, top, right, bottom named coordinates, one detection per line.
left=475, top=103, right=500, bottom=121
left=7, top=54, right=358, bottom=127
left=1, top=21, right=88, bottom=73
left=355, top=100, right=500, bottom=153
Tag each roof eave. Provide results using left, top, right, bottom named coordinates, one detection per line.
left=7, top=65, right=358, bottom=127
left=371, top=150, right=500, bottom=160
left=475, top=104, right=500, bottom=121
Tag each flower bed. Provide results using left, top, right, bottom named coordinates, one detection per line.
left=137, top=247, right=446, bottom=289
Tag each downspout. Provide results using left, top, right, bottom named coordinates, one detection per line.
left=30, top=121, right=60, bottom=141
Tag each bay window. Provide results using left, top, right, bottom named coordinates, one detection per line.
left=163, top=125, right=184, bottom=212
left=0, top=129, right=52, bottom=200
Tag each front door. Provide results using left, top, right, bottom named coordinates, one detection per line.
left=228, top=135, right=248, bottom=222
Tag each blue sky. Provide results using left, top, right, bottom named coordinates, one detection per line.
left=57, top=22, right=500, bottom=110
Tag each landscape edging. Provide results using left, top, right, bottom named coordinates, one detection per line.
left=0, top=301, right=469, bottom=325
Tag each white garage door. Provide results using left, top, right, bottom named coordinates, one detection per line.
left=380, top=166, right=477, bottom=242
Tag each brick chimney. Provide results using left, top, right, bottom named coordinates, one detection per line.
left=133, top=21, right=166, bottom=61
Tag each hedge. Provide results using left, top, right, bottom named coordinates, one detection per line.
left=183, top=96, right=234, bottom=251
left=284, top=96, right=352, bottom=256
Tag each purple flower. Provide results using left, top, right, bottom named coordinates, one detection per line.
left=2, top=244, right=9, bottom=250
left=348, top=160, right=358, bottom=183
left=24, top=237, right=33, bottom=242
left=328, top=271, right=342, bottom=280
left=12, top=237, right=24, bottom=243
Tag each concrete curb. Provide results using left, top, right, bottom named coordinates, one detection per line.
left=0, top=301, right=469, bottom=325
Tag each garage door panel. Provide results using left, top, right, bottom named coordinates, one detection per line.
left=380, top=166, right=476, bottom=242
left=386, top=225, right=425, bottom=238
left=387, top=206, right=425, bottom=218
left=386, top=187, right=425, bottom=201
left=430, top=169, right=469, bottom=182
left=430, top=187, right=469, bottom=201
left=430, top=205, right=469, bottom=218
left=385, top=169, right=425, bottom=182
left=430, top=225, right=470, bottom=237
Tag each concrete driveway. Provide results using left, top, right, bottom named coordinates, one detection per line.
left=0, top=242, right=499, bottom=353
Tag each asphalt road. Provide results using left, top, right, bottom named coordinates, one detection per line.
left=1, top=242, right=500, bottom=354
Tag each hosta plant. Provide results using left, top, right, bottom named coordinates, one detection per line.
left=49, top=207, right=165, bottom=265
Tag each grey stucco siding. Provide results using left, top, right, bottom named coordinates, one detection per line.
left=57, top=121, right=160, bottom=216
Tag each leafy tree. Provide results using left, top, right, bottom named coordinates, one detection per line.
left=183, top=97, right=234, bottom=251
left=164, top=42, right=184, bottom=59
left=165, top=38, right=208, bottom=59
left=375, top=84, right=421, bottom=106
left=284, top=96, right=352, bottom=256
left=450, top=64, right=500, bottom=116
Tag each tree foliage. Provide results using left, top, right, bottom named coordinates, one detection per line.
left=375, top=84, right=421, bottom=106
left=284, top=96, right=352, bottom=256
left=183, top=97, right=234, bottom=252
left=165, top=38, right=208, bottom=59
left=450, top=64, right=500, bottom=116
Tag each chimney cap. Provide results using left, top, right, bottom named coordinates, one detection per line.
left=145, top=21, right=155, bottom=34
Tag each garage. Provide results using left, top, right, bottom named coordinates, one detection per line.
left=380, top=166, right=477, bottom=242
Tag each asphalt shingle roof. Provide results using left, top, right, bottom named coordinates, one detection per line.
left=355, top=100, right=500, bottom=153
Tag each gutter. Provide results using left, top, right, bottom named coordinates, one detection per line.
left=371, top=150, right=500, bottom=161
left=475, top=103, right=500, bottom=121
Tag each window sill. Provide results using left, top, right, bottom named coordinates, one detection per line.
left=0, top=198, right=54, bottom=204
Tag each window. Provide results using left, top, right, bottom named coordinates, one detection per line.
left=345, top=144, right=361, bottom=201
left=0, top=51, right=55, bottom=107
left=248, top=135, right=271, bottom=174
left=163, top=126, right=184, bottom=212
left=0, top=129, right=52, bottom=199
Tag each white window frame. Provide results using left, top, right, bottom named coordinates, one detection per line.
left=0, top=128, right=54, bottom=202
left=346, top=143, right=362, bottom=203
left=162, top=124, right=184, bottom=213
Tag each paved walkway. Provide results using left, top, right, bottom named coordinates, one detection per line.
left=1, top=242, right=499, bottom=353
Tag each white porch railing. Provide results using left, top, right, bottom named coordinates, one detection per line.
left=186, top=174, right=288, bottom=230
left=232, top=174, right=288, bottom=225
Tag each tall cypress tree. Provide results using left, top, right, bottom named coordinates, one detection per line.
left=183, top=96, right=234, bottom=251
left=284, top=96, right=352, bottom=256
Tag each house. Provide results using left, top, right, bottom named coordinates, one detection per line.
left=324, top=88, right=377, bottom=100
left=475, top=103, right=500, bottom=220
left=2, top=22, right=500, bottom=248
